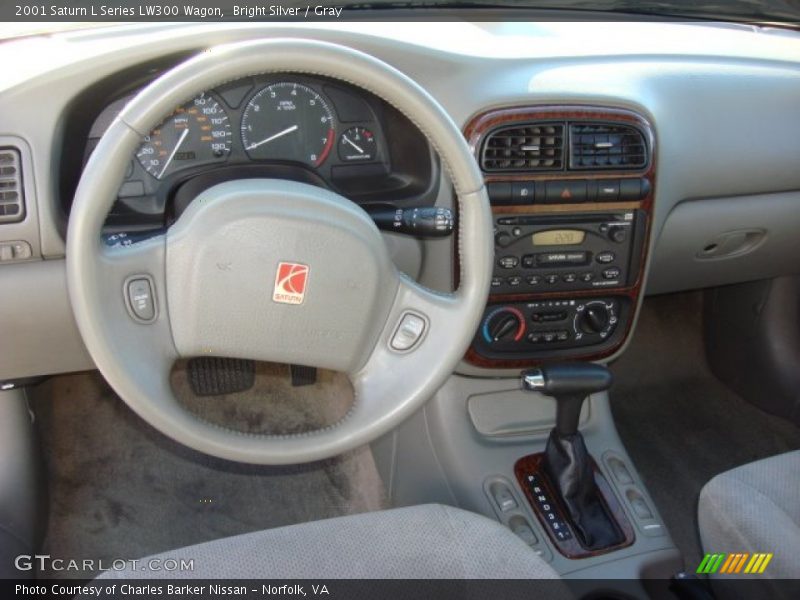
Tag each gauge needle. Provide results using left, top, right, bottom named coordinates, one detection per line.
left=246, top=125, right=299, bottom=150
left=342, top=135, right=364, bottom=154
left=158, top=127, right=189, bottom=179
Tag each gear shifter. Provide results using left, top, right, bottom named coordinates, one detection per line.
left=522, top=362, right=624, bottom=550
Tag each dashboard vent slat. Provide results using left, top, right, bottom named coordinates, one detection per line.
left=569, top=123, right=647, bottom=170
left=481, top=123, right=565, bottom=172
left=0, top=148, right=24, bottom=223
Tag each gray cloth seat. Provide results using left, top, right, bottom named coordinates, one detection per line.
left=698, top=450, right=800, bottom=599
left=97, top=503, right=565, bottom=581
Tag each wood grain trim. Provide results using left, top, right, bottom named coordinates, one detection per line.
left=514, top=453, right=635, bottom=559
left=461, top=104, right=657, bottom=368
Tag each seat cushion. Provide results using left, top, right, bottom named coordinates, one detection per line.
left=97, top=504, right=564, bottom=580
left=698, top=450, right=800, bottom=598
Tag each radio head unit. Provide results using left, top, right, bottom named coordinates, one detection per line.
left=492, top=210, right=646, bottom=294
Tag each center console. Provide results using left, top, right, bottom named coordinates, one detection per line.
left=462, top=106, right=656, bottom=368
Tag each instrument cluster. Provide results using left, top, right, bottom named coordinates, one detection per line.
left=81, top=74, right=431, bottom=230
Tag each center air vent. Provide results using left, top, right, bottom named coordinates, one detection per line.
left=481, top=123, right=565, bottom=172
left=569, top=123, right=647, bottom=170
left=0, top=148, right=24, bottom=224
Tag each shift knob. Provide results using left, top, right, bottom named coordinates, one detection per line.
left=521, top=363, right=612, bottom=436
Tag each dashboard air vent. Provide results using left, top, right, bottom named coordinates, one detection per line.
left=569, top=123, right=647, bottom=169
left=0, top=148, right=24, bottom=223
left=481, top=123, right=565, bottom=172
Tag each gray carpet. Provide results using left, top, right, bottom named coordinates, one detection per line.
left=609, top=291, right=800, bottom=571
left=31, top=365, right=387, bottom=579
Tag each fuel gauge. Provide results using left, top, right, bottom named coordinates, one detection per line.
left=338, top=126, right=377, bottom=162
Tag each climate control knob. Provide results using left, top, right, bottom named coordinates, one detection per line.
left=578, top=304, right=610, bottom=334
left=482, top=307, right=526, bottom=344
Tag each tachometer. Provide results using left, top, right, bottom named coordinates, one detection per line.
left=241, top=82, right=335, bottom=166
left=136, top=93, right=231, bottom=180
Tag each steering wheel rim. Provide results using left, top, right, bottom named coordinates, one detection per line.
left=67, top=38, right=493, bottom=465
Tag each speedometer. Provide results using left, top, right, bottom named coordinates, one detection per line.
left=136, top=93, right=231, bottom=180
left=241, top=82, right=335, bottom=166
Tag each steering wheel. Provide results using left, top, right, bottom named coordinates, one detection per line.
left=66, top=39, right=493, bottom=465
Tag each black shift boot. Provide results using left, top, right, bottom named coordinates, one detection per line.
left=544, top=429, right=623, bottom=550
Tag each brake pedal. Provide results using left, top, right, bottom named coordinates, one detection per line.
left=290, top=365, right=317, bottom=387
left=187, top=357, right=255, bottom=396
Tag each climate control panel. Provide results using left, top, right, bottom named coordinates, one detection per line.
left=473, top=297, right=628, bottom=361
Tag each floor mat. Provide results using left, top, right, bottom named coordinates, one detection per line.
left=609, top=291, right=800, bottom=570
left=31, top=367, right=387, bottom=579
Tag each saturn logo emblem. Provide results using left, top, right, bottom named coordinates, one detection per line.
left=272, top=262, right=310, bottom=305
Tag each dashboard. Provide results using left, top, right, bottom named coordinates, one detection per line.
left=2, top=21, right=800, bottom=381
left=80, top=75, right=438, bottom=231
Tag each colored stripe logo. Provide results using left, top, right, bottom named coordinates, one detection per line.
left=697, top=553, right=773, bottom=574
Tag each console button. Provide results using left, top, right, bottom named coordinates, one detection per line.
left=531, top=311, right=567, bottom=323
left=603, top=267, right=622, bottom=280
left=545, top=180, right=587, bottom=203
left=527, top=332, right=543, bottom=344
left=512, top=181, right=536, bottom=204
left=596, top=251, right=616, bottom=264
left=542, top=331, right=556, bottom=343
left=487, top=182, right=512, bottom=204
left=510, top=517, right=538, bottom=546
left=544, top=274, right=559, bottom=284
left=126, top=278, right=156, bottom=322
left=491, top=483, right=518, bottom=512
left=507, top=276, right=522, bottom=287
left=491, top=277, right=503, bottom=288
left=521, top=255, right=536, bottom=268
left=556, top=330, right=570, bottom=341
left=498, top=256, right=519, bottom=269
left=595, top=180, right=620, bottom=201
left=580, top=273, right=594, bottom=282
left=562, top=273, right=577, bottom=283
left=619, top=178, right=644, bottom=201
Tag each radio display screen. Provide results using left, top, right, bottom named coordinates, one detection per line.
left=532, top=229, right=586, bottom=246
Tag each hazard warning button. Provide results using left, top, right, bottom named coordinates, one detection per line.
left=544, top=180, right=587, bottom=203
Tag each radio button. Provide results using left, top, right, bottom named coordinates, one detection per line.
left=609, top=228, right=628, bottom=243
left=498, top=256, right=519, bottom=269
left=544, top=274, right=559, bottom=284
left=522, top=255, right=536, bottom=268
left=545, top=180, right=587, bottom=203
left=526, top=275, right=541, bottom=286
left=562, top=273, right=577, bottom=283
left=603, top=267, right=622, bottom=280
left=542, top=331, right=557, bottom=343
left=596, top=251, right=616, bottom=264
left=556, top=330, right=570, bottom=342
left=512, top=181, right=536, bottom=204
left=507, top=276, right=522, bottom=287
left=495, top=232, right=513, bottom=247
left=491, top=277, right=503, bottom=288
left=580, top=273, right=594, bottom=283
